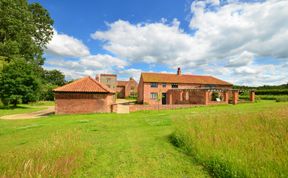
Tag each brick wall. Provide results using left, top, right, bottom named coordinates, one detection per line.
left=129, top=102, right=227, bottom=112
left=129, top=104, right=201, bottom=112
left=167, top=89, right=208, bottom=105
left=55, top=92, right=115, bottom=114
left=138, top=81, right=232, bottom=105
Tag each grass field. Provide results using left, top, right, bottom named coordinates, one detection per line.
left=0, top=101, right=54, bottom=117
left=0, top=101, right=287, bottom=177
left=171, top=101, right=288, bottom=177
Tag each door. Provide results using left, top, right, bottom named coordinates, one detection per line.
left=162, top=93, right=167, bottom=105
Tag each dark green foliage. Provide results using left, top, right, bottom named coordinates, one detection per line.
left=0, top=0, right=53, bottom=64
left=0, top=0, right=57, bottom=105
left=39, top=69, right=65, bottom=101
left=0, top=58, right=42, bottom=106
left=40, top=83, right=58, bottom=101
left=276, top=97, right=288, bottom=102
left=255, top=89, right=288, bottom=95
left=43, top=70, right=65, bottom=86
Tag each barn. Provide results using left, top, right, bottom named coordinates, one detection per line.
left=53, top=76, right=116, bottom=114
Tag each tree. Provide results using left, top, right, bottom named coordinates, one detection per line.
left=0, top=58, right=42, bottom=106
left=0, top=0, right=54, bottom=105
left=40, top=69, right=65, bottom=101
left=43, top=70, right=65, bottom=86
left=0, top=0, right=53, bottom=64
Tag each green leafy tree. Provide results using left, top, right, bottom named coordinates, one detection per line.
left=0, top=58, right=42, bottom=106
left=0, top=0, right=53, bottom=64
left=0, top=0, right=54, bottom=105
left=43, top=70, right=65, bottom=86
left=40, top=69, right=65, bottom=101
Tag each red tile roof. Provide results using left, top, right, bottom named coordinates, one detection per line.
left=117, top=81, right=129, bottom=87
left=53, top=76, right=115, bottom=93
left=100, top=74, right=117, bottom=76
left=141, top=73, right=232, bottom=86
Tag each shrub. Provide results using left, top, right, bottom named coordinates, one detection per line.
left=276, top=97, right=288, bottom=102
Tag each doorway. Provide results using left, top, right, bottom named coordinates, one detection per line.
left=162, top=93, right=167, bottom=105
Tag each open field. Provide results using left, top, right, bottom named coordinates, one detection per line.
left=0, top=101, right=287, bottom=177
left=171, top=101, right=288, bottom=177
left=0, top=101, right=54, bottom=117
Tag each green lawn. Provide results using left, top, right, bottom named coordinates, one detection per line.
left=0, top=101, right=287, bottom=177
left=0, top=101, right=54, bottom=117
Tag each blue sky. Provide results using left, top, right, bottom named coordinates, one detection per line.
left=29, top=0, right=288, bottom=86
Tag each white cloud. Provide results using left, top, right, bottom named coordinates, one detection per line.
left=46, top=29, right=90, bottom=57
left=190, top=0, right=288, bottom=59
left=117, top=68, right=143, bottom=81
left=81, top=54, right=127, bottom=69
left=91, top=19, right=208, bottom=68
left=226, top=51, right=254, bottom=67
left=89, top=0, right=288, bottom=85
left=45, top=54, right=128, bottom=80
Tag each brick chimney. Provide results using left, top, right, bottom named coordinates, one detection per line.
left=177, top=67, right=181, bottom=75
left=95, top=74, right=100, bottom=82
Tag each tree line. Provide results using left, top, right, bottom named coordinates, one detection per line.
left=0, top=0, right=65, bottom=106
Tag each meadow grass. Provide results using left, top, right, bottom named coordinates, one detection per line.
left=0, top=110, right=207, bottom=177
left=0, top=101, right=54, bottom=117
left=0, top=101, right=287, bottom=177
left=171, top=101, right=288, bottom=177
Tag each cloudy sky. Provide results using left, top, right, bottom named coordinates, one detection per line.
left=29, top=0, right=288, bottom=86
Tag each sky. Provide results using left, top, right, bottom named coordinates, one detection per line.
left=29, top=0, right=288, bottom=86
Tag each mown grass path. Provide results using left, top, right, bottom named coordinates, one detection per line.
left=1, top=101, right=286, bottom=177
left=0, top=109, right=208, bottom=177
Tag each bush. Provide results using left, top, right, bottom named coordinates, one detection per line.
left=255, top=89, right=288, bottom=95
left=276, top=97, right=288, bottom=102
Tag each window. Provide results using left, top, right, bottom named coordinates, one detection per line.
left=162, top=83, right=166, bottom=88
left=150, top=83, right=158, bottom=88
left=106, top=78, right=111, bottom=82
left=150, top=92, right=158, bottom=99
left=131, top=86, right=135, bottom=90
left=171, top=83, right=178, bottom=88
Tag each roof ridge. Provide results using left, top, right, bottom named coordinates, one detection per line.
left=142, top=72, right=210, bottom=77
left=53, top=76, right=88, bottom=91
left=88, top=76, right=114, bottom=93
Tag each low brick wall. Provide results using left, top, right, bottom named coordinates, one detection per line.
left=129, top=102, right=229, bottom=112
left=129, top=104, right=201, bottom=112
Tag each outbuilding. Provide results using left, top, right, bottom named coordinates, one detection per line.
left=53, top=76, right=115, bottom=114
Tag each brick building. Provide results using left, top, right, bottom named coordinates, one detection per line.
left=54, top=76, right=115, bottom=114
left=137, top=68, right=234, bottom=105
left=96, top=74, right=117, bottom=101
left=116, top=77, right=138, bottom=98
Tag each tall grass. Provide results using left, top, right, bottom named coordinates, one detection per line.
left=0, top=129, right=87, bottom=177
left=171, top=105, right=288, bottom=177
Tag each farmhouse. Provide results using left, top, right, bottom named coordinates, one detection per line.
left=53, top=76, right=115, bottom=114
left=137, top=68, right=242, bottom=105
left=116, top=78, right=138, bottom=98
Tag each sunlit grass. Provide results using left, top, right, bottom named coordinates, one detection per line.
left=0, top=101, right=54, bottom=117
left=171, top=101, right=288, bottom=177
left=0, top=101, right=287, bottom=177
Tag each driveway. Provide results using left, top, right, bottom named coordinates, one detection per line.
left=116, top=99, right=135, bottom=114
left=0, top=106, right=55, bottom=120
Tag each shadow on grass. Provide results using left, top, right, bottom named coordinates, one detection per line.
left=0, top=105, right=31, bottom=110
